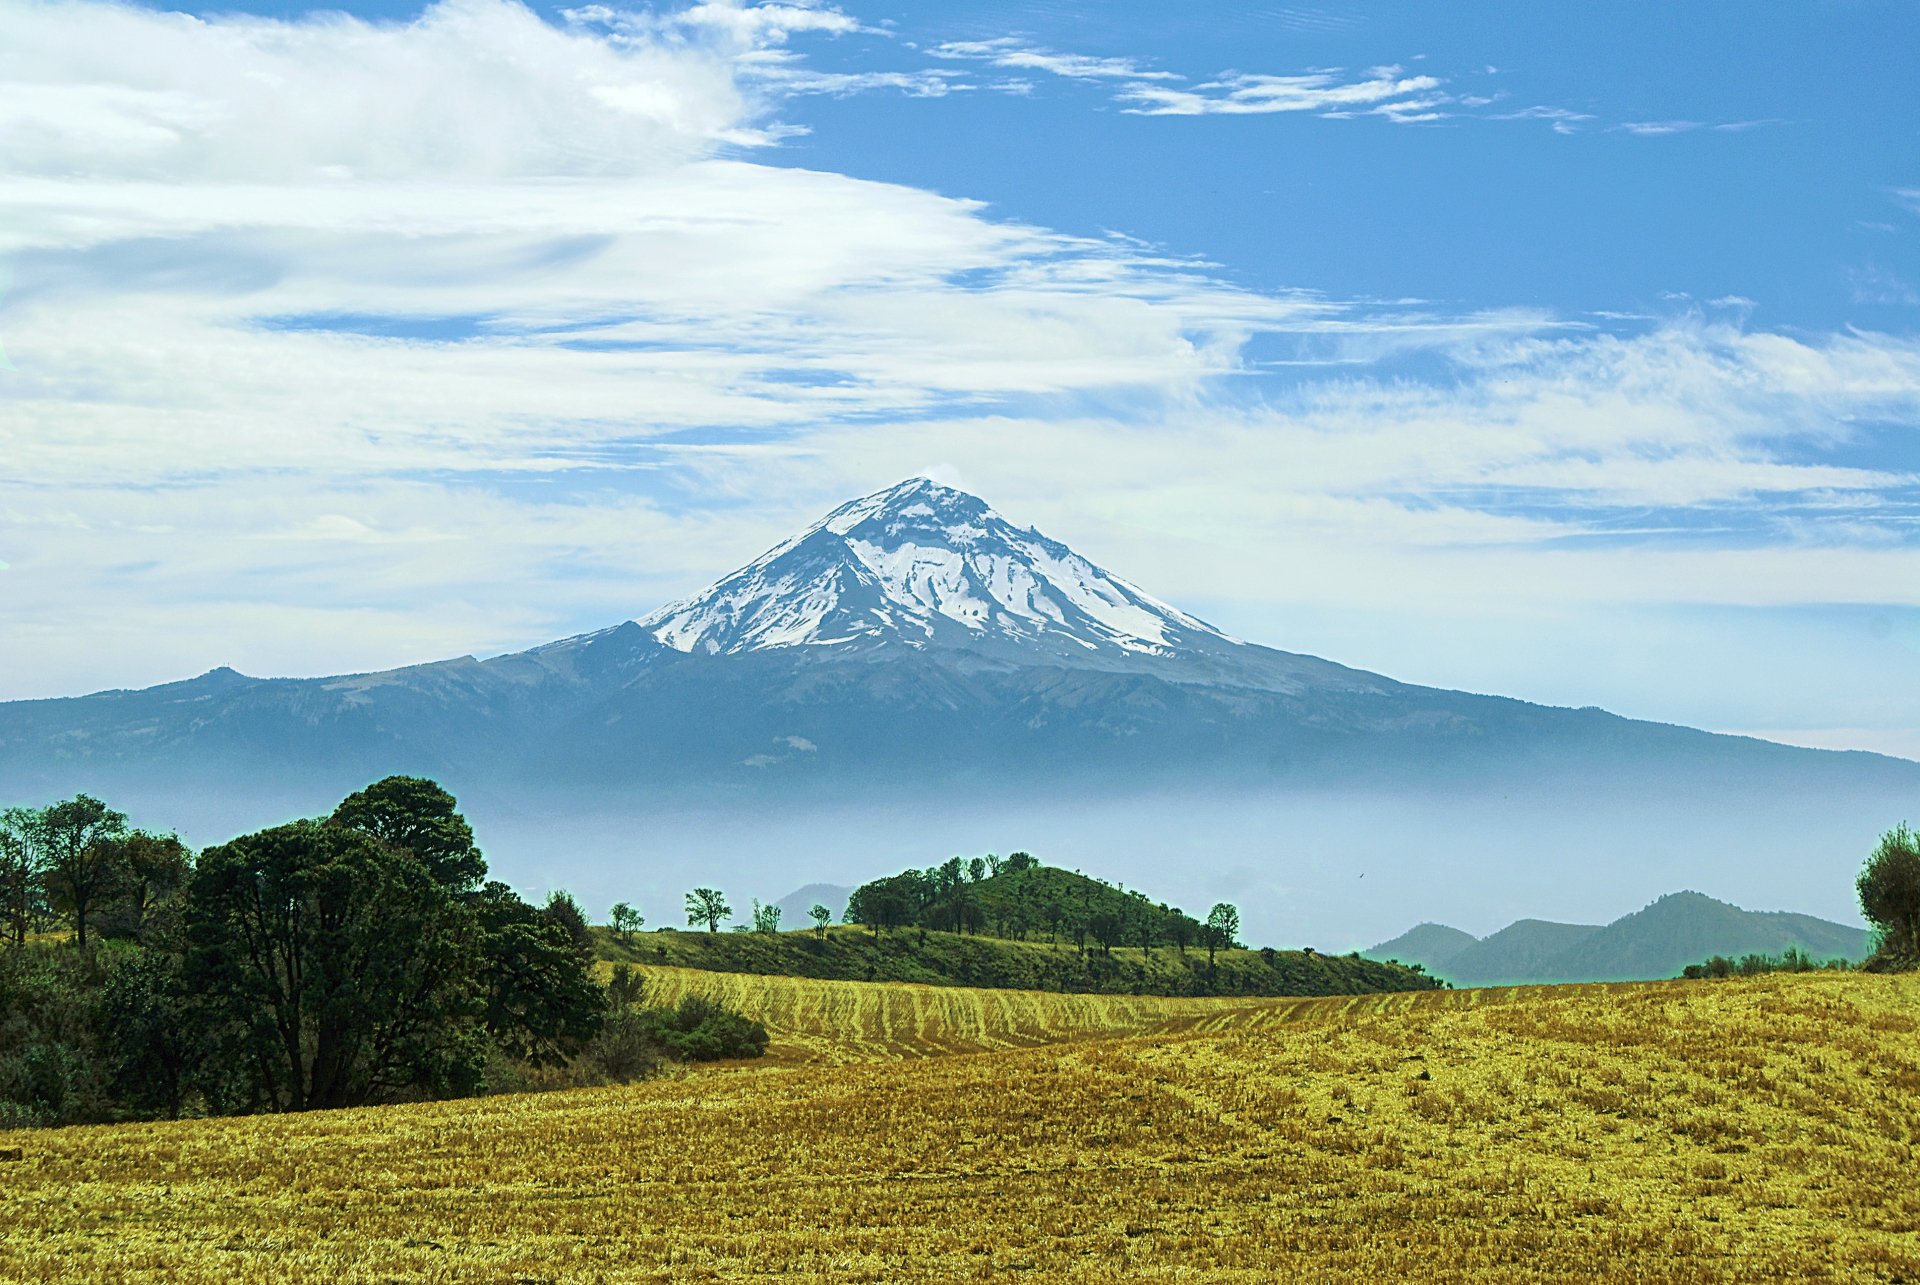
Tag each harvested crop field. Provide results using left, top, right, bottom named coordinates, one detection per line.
left=3, top=971, right=1918, bottom=1282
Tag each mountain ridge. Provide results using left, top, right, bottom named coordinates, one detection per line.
left=1363, top=891, right=1874, bottom=984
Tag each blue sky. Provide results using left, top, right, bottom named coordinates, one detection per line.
left=1, top=0, right=1917, bottom=756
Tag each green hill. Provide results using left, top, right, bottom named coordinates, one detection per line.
left=1438, top=919, right=1605, bottom=985
left=1362, top=922, right=1480, bottom=973
left=842, top=856, right=1217, bottom=951
left=1551, top=891, right=1869, bottom=981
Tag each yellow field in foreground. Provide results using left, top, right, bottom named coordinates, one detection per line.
left=4, top=971, right=1919, bottom=1282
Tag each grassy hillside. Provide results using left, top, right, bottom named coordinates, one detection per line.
left=598, top=922, right=1437, bottom=997
left=3, top=971, right=1916, bottom=1281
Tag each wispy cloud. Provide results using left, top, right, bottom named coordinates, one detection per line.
left=930, top=37, right=1178, bottom=82
left=1119, top=67, right=1444, bottom=117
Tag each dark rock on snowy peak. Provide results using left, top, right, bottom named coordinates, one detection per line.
left=1, top=478, right=1916, bottom=829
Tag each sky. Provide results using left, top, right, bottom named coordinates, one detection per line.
left=2, top=0, right=1918, bottom=758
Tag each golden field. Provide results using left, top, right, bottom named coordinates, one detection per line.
left=3, top=969, right=1918, bottom=1283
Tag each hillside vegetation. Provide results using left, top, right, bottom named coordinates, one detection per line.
left=600, top=922, right=1435, bottom=998
left=2, top=971, right=1916, bottom=1282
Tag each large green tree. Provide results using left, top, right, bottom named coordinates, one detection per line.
left=39, top=794, right=129, bottom=950
left=184, top=820, right=486, bottom=1111
left=1860, top=823, right=1920, bottom=961
left=329, top=776, right=486, bottom=890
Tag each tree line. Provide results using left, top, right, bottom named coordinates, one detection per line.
left=0, top=777, right=763, bottom=1128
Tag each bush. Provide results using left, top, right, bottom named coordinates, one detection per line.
left=638, top=995, right=769, bottom=1063
left=1680, top=948, right=1849, bottom=980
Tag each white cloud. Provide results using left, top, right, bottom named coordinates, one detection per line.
left=1119, top=68, right=1445, bottom=117
left=1617, top=120, right=1703, bottom=136
left=0, top=0, right=758, bottom=179
left=930, top=38, right=1177, bottom=82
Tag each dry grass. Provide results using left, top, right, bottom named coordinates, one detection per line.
left=3, top=971, right=1918, bottom=1282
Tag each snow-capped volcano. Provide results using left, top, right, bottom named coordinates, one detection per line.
left=638, top=478, right=1239, bottom=664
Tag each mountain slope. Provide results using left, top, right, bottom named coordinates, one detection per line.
left=1377, top=892, right=1875, bottom=985
left=1362, top=923, right=1480, bottom=973
left=1545, top=891, right=1870, bottom=981
left=1442, top=920, right=1604, bottom=985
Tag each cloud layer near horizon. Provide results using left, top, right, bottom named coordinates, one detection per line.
left=1, top=0, right=1917, bottom=755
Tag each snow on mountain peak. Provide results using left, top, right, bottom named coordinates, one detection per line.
left=637, top=479, right=1237, bottom=662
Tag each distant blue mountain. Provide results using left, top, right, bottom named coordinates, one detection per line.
left=1365, top=891, right=1873, bottom=984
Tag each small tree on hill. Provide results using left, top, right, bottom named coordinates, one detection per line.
left=751, top=899, right=781, bottom=934
left=1004, top=851, right=1037, bottom=873
left=1860, top=823, right=1920, bottom=962
left=609, top=902, right=643, bottom=940
left=686, top=888, right=731, bottom=933
left=808, top=904, right=832, bottom=937
left=1089, top=911, right=1125, bottom=956
left=1204, top=903, right=1240, bottom=968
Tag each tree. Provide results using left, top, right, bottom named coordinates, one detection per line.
left=1133, top=907, right=1157, bottom=956
left=686, top=888, right=731, bottom=933
left=0, top=807, right=47, bottom=947
left=1005, top=851, right=1038, bottom=873
left=808, top=904, right=832, bottom=937
left=103, top=831, right=192, bottom=942
left=1166, top=908, right=1194, bottom=957
left=184, top=819, right=486, bottom=1111
left=968, top=856, right=987, bottom=884
left=845, top=875, right=916, bottom=937
left=39, top=794, right=129, bottom=950
left=341, top=778, right=602, bottom=1070
left=329, top=776, right=485, bottom=891
left=609, top=902, right=643, bottom=940
left=543, top=890, right=594, bottom=962
left=1205, top=903, right=1241, bottom=968
left=474, top=882, right=605, bottom=1067
left=1088, top=911, right=1126, bottom=955
left=97, top=947, right=199, bottom=1118
left=751, top=899, right=781, bottom=934
left=1859, top=823, right=1920, bottom=960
